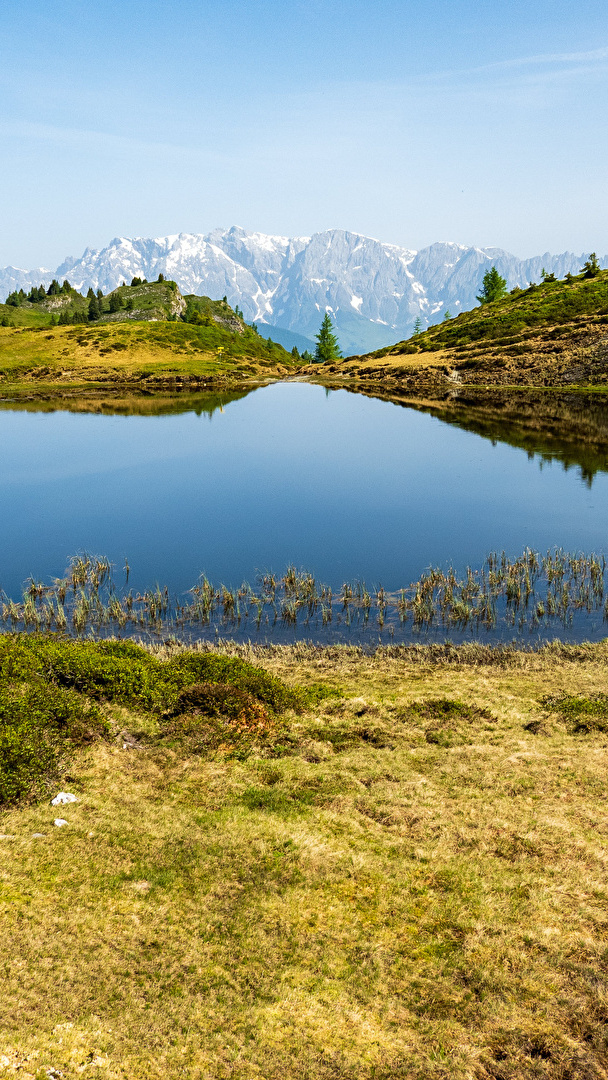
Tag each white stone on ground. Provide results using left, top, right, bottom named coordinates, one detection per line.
left=54, top=818, right=69, bottom=827
left=51, top=792, right=78, bottom=806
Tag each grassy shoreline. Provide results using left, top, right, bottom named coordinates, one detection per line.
left=2, top=633, right=608, bottom=1078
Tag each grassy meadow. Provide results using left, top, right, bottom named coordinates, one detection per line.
left=0, top=320, right=298, bottom=391
left=1, top=634, right=608, bottom=1078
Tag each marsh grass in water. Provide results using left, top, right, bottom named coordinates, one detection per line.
left=2, top=548, right=608, bottom=642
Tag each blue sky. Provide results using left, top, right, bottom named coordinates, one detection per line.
left=1, top=0, right=607, bottom=267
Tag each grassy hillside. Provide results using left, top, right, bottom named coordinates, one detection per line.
left=0, top=282, right=301, bottom=390
left=2, top=634, right=608, bottom=1078
left=314, top=269, right=608, bottom=389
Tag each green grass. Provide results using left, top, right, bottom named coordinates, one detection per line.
left=372, top=270, right=608, bottom=358
left=2, top=637, right=608, bottom=1076
left=0, top=283, right=299, bottom=388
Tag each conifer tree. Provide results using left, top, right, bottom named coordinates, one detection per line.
left=582, top=252, right=601, bottom=278
left=314, top=313, right=342, bottom=362
left=413, top=316, right=422, bottom=335
left=88, top=296, right=101, bottom=321
left=87, top=287, right=95, bottom=299
left=108, top=291, right=123, bottom=313
left=476, top=266, right=507, bottom=305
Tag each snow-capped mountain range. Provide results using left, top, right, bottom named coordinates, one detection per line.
left=1, top=227, right=601, bottom=353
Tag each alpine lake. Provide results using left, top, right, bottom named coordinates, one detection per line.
left=2, top=380, right=608, bottom=645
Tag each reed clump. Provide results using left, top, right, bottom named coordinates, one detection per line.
left=2, top=549, right=607, bottom=641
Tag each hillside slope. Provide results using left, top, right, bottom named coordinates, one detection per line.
left=0, top=281, right=300, bottom=391
left=313, top=269, right=608, bottom=390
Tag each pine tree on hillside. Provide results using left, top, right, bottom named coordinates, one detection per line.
left=476, top=266, right=507, bottom=305
left=582, top=253, right=601, bottom=278
left=88, top=296, right=101, bottom=321
left=108, top=291, right=123, bottom=313
left=314, top=313, right=342, bottom=363
left=87, top=287, right=95, bottom=299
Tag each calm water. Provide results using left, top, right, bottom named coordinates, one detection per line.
left=1, top=382, right=608, bottom=640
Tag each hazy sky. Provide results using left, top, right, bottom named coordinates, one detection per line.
left=1, top=0, right=607, bottom=267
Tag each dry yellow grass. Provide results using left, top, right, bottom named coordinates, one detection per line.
left=2, top=642, right=608, bottom=1079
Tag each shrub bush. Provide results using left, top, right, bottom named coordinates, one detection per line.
left=0, top=681, right=107, bottom=805
left=171, top=681, right=269, bottom=728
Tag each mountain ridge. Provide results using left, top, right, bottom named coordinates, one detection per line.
left=1, top=227, right=603, bottom=354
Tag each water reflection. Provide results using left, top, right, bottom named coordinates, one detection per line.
left=330, top=386, right=608, bottom=486
left=0, top=387, right=256, bottom=419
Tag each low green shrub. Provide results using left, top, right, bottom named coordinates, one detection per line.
left=162, top=652, right=305, bottom=713
left=0, top=681, right=107, bottom=804
left=404, top=698, right=496, bottom=723
left=170, top=681, right=269, bottom=727
left=0, top=636, right=303, bottom=715
left=542, top=692, right=608, bottom=733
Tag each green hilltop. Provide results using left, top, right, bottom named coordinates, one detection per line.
left=0, top=277, right=304, bottom=391
left=315, top=260, right=608, bottom=389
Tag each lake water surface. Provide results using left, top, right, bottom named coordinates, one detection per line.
left=1, top=382, right=608, bottom=641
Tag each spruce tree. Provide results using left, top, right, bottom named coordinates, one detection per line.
left=413, top=316, right=422, bottom=335
left=314, top=313, right=342, bottom=363
left=582, top=253, right=601, bottom=278
left=108, top=291, right=123, bottom=313
left=88, top=296, right=101, bottom=321
left=476, top=266, right=507, bottom=305
left=87, top=287, right=96, bottom=299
